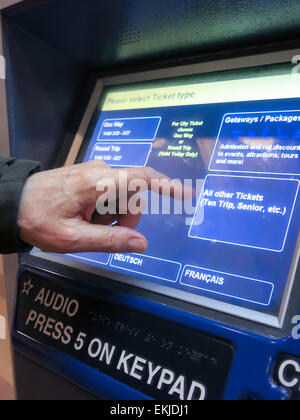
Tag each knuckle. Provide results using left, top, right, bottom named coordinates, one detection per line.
left=82, top=166, right=95, bottom=183
left=143, top=166, right=153, bottom=180
left=100, top=160, right=110, bottom=169
left=75, top=162, right=97, bottom=184
left=93, top=159, right=109, bottom=168
left=104, top=229, right=118, bottom=253
left=59, top=227, right=79, bottom=250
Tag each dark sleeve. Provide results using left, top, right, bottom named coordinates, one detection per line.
left=0, top=157, right=41, bottom=254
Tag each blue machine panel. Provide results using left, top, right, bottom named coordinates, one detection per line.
left=14, top=65, right=300, bottom=401
left=13, top=266, right=300, bottom=400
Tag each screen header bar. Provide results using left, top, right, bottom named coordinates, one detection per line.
left=103, top=74, right=300, bottom=111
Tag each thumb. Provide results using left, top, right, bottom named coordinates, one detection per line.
left=67, top=222, right=148, bottom=254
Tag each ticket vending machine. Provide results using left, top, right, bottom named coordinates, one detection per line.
left=1, top=0, right=300, bottom=401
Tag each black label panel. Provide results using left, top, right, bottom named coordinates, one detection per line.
left=16, top=270, right=234, bottom=400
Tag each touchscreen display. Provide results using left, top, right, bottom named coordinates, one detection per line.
left=54, top=66, right=300, bottom=326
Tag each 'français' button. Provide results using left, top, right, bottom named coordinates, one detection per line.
left=111, top=253, right=181, bottom=283
left=180, top=265, right=274, bottom=306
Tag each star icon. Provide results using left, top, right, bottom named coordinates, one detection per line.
left=22, top=279, right=34, bottom=296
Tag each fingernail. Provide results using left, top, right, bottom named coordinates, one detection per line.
left=128, top=238, right=147, bottom=252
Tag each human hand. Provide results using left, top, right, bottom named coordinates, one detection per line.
left=18, top=160, right=190, bottom=254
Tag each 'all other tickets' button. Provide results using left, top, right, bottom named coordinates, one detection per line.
left=180, top=265, right=274, bottom=306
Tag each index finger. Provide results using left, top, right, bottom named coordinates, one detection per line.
left=97, top=166, right=194, bottom=200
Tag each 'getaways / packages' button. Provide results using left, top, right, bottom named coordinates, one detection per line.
left=180, top=265, right=274, bottom=306
left=111, top=253, right=181, bottom=283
